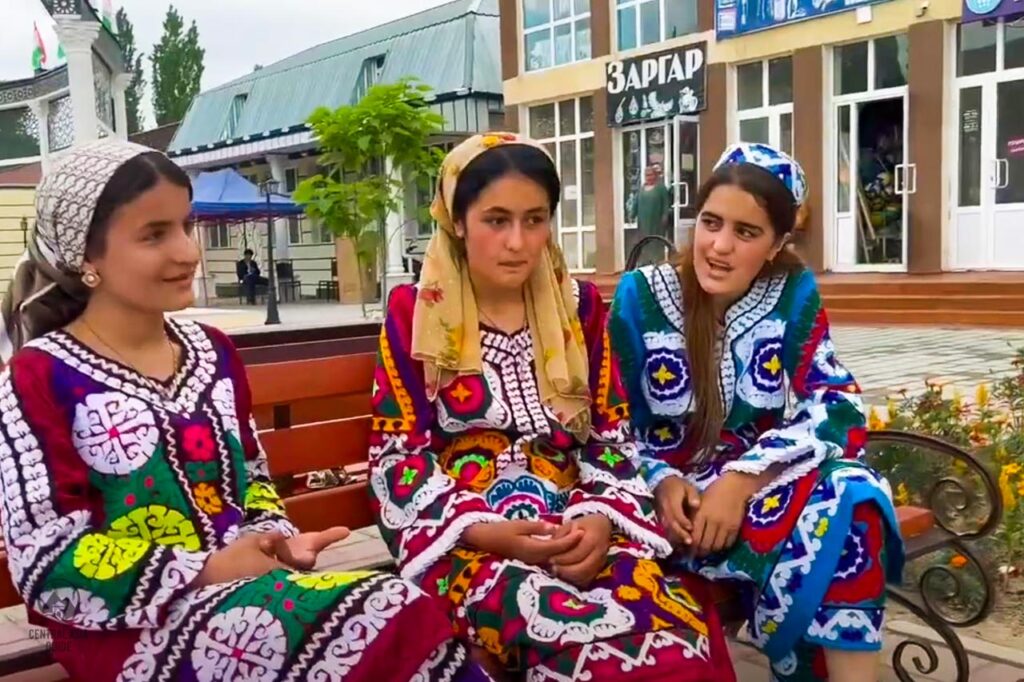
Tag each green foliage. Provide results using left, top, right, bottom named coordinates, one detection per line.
left=869, top=347, right=1024, bottom=567
left=150, top=5, right=205, bottom=126
left=294, top=79, right=446, bottom=300
left=115, top=8, right=145, bottom=134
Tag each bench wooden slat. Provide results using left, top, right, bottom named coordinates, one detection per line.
left=247, top=353, right=376, bottom=406
left=283, top=484, right=375, bottom=533
left=261, top=417, right=372, bottom=477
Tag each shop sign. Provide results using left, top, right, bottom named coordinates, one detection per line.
left=715, top=0, right=895, bottom=39
left=962, top=0, right=1024, bottom=23
left=606, top=43, right=706, bottom=127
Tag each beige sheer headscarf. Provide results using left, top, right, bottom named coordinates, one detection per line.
left=0, top=140, right=151, bottom=362
left=411, top=133, right=592, bottom=440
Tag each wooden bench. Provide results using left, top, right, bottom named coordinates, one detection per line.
left=0, top=351, right=1002, bottom=680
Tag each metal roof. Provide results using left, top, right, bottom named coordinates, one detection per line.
left=169, top=0, right=500, bottom=154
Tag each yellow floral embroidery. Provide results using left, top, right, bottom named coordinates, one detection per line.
left=73, top=534, right=149, bottom=580
left=287, top=571, right=376, bottom=590
left=616, top=586, right=642, bottom=602
left=107, top=505, right=202, bottom=551
left=193, top=483, right=223, bottom=515
left=481, top=135, right=501, bottom=148
left=762, top=620, right=779, bottom=634
left=245, top=481, right=286, bottom=513
left=814, top=518, right=829, bottom=537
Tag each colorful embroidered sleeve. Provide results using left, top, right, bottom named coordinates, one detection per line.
left=607, top=270, right=689, bottom=492
left=721, top=270, right=867, bottom=492
left=0, top=352, right=210, bottom=631
left=369, top=285, right=505, bottom=580
left=214, top=328, right=300, bottom=540
left=565, top=280, right=672, bottom=557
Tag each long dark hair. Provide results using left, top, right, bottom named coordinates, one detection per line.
left=451, top=143, right=561, bottom=225
left=32, top=152, right=193, bottom=338
left=680, top=162, right=804, bottom=461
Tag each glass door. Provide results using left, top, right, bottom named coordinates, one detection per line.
left=832, top=94, right=911, bottom=270
left=672, top=116, right=699, bottom=247
left=992, top=78, right=1024, bottom=266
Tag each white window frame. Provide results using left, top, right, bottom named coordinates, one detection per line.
left=527, top=97, right=597, bottom=273
left=522, top=0, right=591, bottom=73
left=615, top=0, right=697, bottom=52
left=206, top=222, right=231, bottom=250
left=733, top=57, right=794, bottom=152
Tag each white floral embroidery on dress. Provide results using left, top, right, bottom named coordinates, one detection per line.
left=36, top=587, right=111, bottom=628
left=72, top=392, right=159, bottom=475
left=209, top=379, right=240, bottom=441
left=734, top=318, right=787, bottom=410
left=191, top=606, right=287, bottom=681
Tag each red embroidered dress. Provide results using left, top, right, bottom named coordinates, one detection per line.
left=0, top=320, right=482, bottom=682
left=369, top=280, right=736, bottom=681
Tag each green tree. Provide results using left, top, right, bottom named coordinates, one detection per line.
left=294, top=79, right=445, bottom=312
left=150, top=5, right=205, bottom=126
left=115, top=8, right=145, bottom=134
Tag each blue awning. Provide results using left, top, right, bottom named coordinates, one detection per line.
left=191, top=168, right=304, bottom=220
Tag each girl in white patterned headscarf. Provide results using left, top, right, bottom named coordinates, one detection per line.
left=0, top=140, right=493, bottom=682
left=0, top=140, right=191, bottom=360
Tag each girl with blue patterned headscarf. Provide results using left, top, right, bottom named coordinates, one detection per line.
left=609, top=142, right=904, bottom=682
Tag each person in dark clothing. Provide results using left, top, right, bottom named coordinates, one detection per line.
left=236, top=249, right=267, bottom=304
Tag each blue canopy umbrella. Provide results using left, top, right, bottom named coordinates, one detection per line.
left=191, top=168, right=304, bottom=220
left=190, top=169, right=304, bottom=317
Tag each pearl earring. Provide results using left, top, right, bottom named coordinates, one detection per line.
left=82, top=271, right=101, bottom=288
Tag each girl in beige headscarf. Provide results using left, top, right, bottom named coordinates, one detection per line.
left=368, top=133, right=734, bottom=680
left=0, top=140, right=490, bottom=681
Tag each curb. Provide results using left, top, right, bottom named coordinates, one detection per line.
left=887, top=619, right=1024, bottom=669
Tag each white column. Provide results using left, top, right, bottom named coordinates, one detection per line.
left=53, top=19, right=101, bottom=147
left=29, top=99, right=51, bottom=174
left=265, top=155, right=291, bottom=260
left=385, top=158, right=407, bottom=278
left=112, top=73, right=131, bottom=140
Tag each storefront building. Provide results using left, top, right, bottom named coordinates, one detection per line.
left=499, top=0, right=1024, bottom=276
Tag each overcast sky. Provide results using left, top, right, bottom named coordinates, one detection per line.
left=0, top=0, right=453, bottom=129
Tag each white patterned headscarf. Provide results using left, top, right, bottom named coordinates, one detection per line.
left=0, top=139, right=152, bottom=362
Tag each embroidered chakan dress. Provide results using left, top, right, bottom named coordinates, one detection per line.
left=609, top=264, right=906, bottom=681
left=0, top=320, right=485, bottom=682
left=370, top=281, right=736, bottom=681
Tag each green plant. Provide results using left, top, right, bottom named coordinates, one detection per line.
left=294, top=79, right=445, bottom=313
left=869, top=347, right=1024, bottom=568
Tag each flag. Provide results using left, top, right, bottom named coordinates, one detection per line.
left=101, top=0, right=114, bottom=32
left=31, top=22, right=47, bottom=71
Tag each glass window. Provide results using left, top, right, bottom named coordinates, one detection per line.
left=617, top=4, right=638, bottom=51
left=524, top=0, right=591, bottom=72
left=640, top=0, right=660, bottom=46
left=528, top=97, right=596, bottom=271
left=559, top=99, right=576, bottom=136
left=958, top=86, right=983, bottom=208
left=579, top=96, right=594, bottom=132
left=739, top=117, right=770, bottom=144
left=529, top=103, right=556, bottom=139
left=780, top=112, right=793, bottom=156
left=524, top=0, right=550, bottom=28
left=206, top=223, right=231, bottom=249
left=874, top=34, right=909, bottom=89
left=836, top=105, right=851, bottom=213
left=525, top=31, right=553, bottom=71
left=834, top=41, right=868, bottom=95
left=618, top=0, right=697, bottom=50
left=736, top=62, right=763, bottom=110
left=665, top=0, right=698, bottom=39
left=1005, top=19, right=1024, bottom=70
left=575, top=17, right=591, bottom=61
left=768, top=57, right=793, bottom=105
left=957, top=22, right=997, bottom=76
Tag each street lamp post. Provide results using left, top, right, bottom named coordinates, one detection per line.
left=260, top=178, right=281, bottom=325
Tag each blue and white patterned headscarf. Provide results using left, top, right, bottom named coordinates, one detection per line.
left=713, top=142, right=807, bottom=207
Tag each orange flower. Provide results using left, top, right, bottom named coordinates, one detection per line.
left=481, top=135, right=502, bottom=148
left=193, top=483, right=223, bottom=515
left=867, top=407, right=885, bottom=431
left=949, top=554, right=968, bottom=569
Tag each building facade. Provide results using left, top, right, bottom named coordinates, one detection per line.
left=169, top=0, right=504, bottom=302
left=499, top=0, right=1024, bottom=276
